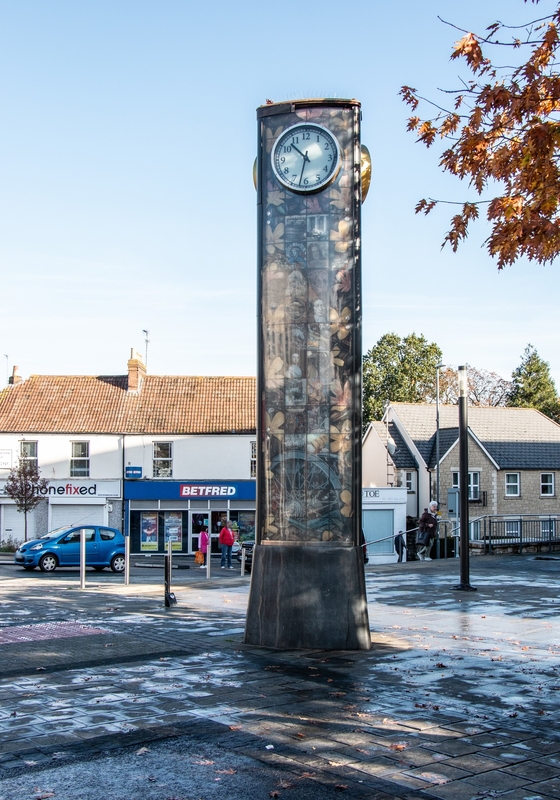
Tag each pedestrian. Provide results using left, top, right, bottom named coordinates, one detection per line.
left=199, top=527, right=209, bottom=568
left=219, top=520, right=235, bottom=569
left=394, top=530, right=406, bottom=563
left=417, top=501, right=438, bottom=560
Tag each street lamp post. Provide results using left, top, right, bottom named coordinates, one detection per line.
left=455, top=365, right=476, bottom=592
left=436, top=363, right=445, bottom=560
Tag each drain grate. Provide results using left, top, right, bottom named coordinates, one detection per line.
left=0, top=621, right=109, bottom=645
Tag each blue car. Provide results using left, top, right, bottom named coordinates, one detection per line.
left=14, top=526, right=126, bottom=573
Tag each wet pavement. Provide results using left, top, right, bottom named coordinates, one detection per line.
left=0, top=555, right=560, bottom=799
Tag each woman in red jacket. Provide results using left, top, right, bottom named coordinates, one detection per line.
left=219, top=520, right=235, bottom=569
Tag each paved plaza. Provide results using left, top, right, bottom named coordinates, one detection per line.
left=0, top=554, right=560, bottom=799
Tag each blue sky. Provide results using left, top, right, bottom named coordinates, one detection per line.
left=1, top=0, right=558, bottom=386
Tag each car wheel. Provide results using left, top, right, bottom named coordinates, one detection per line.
left=93, top=566, right=105, bottom=572
left=39, top=554, right=58, bottom=572
left=23, top=565, right=36, bottom=571
left=110, top=554, right=125, bottom=573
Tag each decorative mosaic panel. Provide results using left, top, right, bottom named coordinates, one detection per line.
left=257, top=101, right=362, bottom=545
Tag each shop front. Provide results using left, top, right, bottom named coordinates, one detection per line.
left=125, top=480, right=256, bottom=555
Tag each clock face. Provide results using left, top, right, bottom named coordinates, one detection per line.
left=271, top=123, right=341, bottom=193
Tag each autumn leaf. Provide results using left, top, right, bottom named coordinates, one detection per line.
left=329, top=188, right=350, bottom=210
left=265, top=410, right=284, bottom=439
left=330, top=306, right=352, bottom=340
left=265, top=125, right=283, bottom=153
left=330, top=219, right=352, bottom=252
left=266, top=223, right=284, bottom=254
left=266, top=356, right=284, bottom=387
left=330, top=420, right=352, bottom=455
left=339, top=489, right=352, bottom=517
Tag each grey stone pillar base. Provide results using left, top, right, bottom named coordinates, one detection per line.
left=244, top=545, right=371, bottom=651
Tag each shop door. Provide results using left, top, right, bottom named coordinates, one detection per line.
left=51, top=504, right=105, bottom=530
left=2, top=505, right=36, bottom=542
left=362, top=509, right=394, bottom=557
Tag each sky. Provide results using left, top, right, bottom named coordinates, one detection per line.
left=1, top=0, right=559, bottom=387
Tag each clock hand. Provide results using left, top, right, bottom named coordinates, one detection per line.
left=298, top=151, right=309, bottom=186
left=291, top=144, right=307, bottom=159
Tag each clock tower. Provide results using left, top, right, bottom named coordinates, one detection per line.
left=245, top=98, right=371, bottom=650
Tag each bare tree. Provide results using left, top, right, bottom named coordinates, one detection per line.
left=4, top=459, right=48, bottom=541
left=438, top=366, right=512, bottom=406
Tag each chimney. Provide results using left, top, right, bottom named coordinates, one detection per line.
left=127, top=348, right=146, bottom=393
left=8, top=366, right=22, bottom=385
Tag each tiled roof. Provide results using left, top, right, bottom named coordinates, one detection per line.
left=0, top=375, right=256, bottom=435
left=371, top=421, right=417, bottom=469
left=390, top=403, right=560, bottom=470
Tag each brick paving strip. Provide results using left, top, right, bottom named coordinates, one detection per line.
left=1, top=555, right=560, bottom=799
left=0, top=622, right=109, bottom=644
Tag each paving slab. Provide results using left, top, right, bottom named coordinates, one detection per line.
left=0, top=555, right=560, bottom=798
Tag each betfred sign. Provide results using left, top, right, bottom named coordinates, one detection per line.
left=180, top=484, right=236, bottom=497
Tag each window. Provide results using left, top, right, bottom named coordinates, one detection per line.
left=153, top=442, right=172, bottom=478
left=99, top=528, right=116, bottom=541
left=70, top=441, right=90, bottom=477
left=452, top=471, right=480, bottom=500
left=541, top=473, right=555, bottom=496
left=505, top=473, right=520, bottom=496
left=405, top=472, right=413, bottom=491
left=505, top=520, right=520, bottom=537
left=20, top=440, right=37, bottom=468
left=541, top=519, right=556, bottom=538
left=250, top=441, right=257, bottom=478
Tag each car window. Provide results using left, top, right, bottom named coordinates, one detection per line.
left=99, top=528, right=116, bottom=541
left=60, top=528, right=95, bottom=543
left=41, top=527, right=72, bottom=539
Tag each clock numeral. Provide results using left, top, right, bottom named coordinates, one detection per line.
left=316, top=174, right=320, bottom=181
left=280, top=156, right=286, bottom=163
left=283, top=146, right=292, bottom=153
left=324, top=165, right=329, bottom=172
left=324, top=142, right=329, bottom=149
left=303, top=132, right=310, bottom=140
left=284, top=167, right=289, bottom=174
left=328, top=154, right=332, bottom=161
left=291, top=136, right=299, bottom=144
left=303, top=178, right=309, bottom=185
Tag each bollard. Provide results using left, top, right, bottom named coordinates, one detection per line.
left=206, top=543, right=211, bottom=579
left=164, top=538, right=177, bottom=607
left=80, top=528, right=86, bottom=590
left=124, top=533, right=130, bottom=586
left=240, top=545, right=246, bottom=576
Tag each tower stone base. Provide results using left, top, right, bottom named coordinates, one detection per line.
left=244, top=545, right=371, bottom=650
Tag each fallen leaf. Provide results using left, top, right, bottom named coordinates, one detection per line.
left=193, top=759, right=214, bottom=765
left=215, top=768, right=236, bottom=774
left=389, top=743, right=408, bottom=751
left=229, top=725, right=242, bottom=731
left=136, top=747, right=150, bottom=755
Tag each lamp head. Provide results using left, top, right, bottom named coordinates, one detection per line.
left=458, top=365, right=468, bottom=397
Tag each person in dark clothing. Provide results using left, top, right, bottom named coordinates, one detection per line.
left=394, top=530, right=406, bottom=563
left=417, top=501, right=438, bottom=560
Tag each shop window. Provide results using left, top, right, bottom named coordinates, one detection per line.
left=452, top=471, right=480, bottom=500
left=505, top=473, right=520, bottom=496
left=541, top=473, right=555, bottom=496
left=251, top=441, right=257, bottom=478
left=70, top=441, right=89, bottom=477
left=20, top=440, right=38, bottom=468
left=153, top=442, right=172, bottom=478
